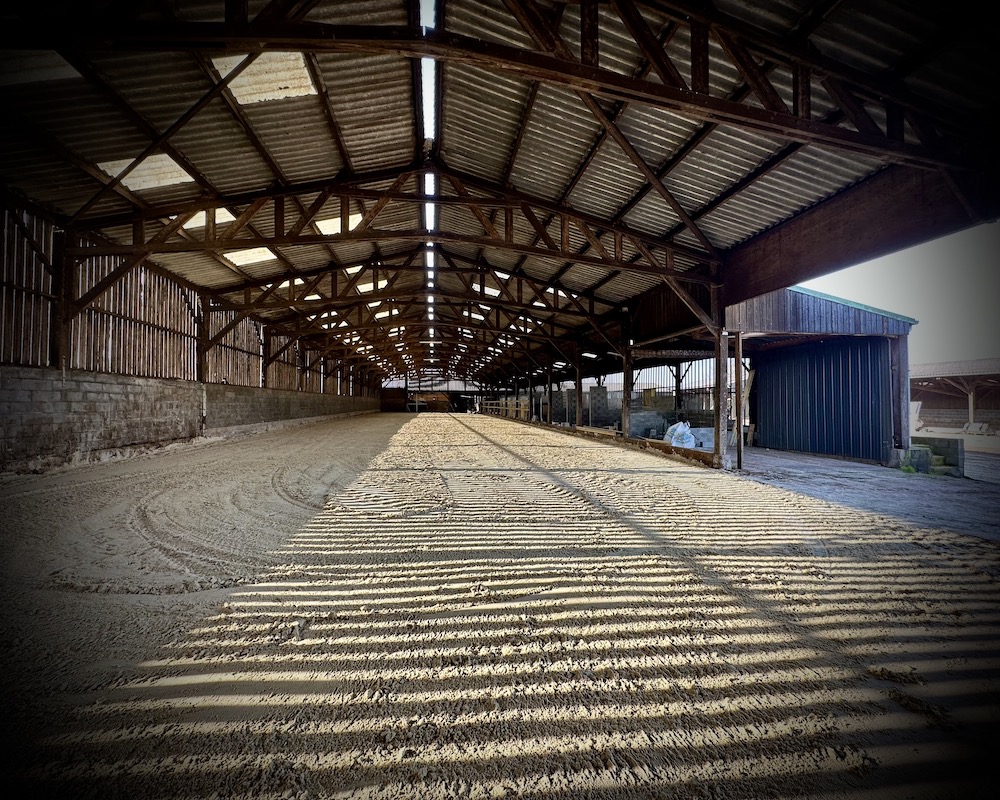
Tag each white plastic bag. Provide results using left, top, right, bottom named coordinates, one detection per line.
left=669, top=420, right=694, bottom=448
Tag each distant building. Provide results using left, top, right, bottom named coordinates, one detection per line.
left=910, top=359, right=1000, bottom=433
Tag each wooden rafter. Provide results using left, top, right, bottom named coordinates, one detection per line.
left=0, top=21, right=976, bottom=171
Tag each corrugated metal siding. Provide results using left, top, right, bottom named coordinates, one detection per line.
left=753, top=337, right=893, bottom=462
left=0, top=0, right=990, bottom=390
left=616, top=105, right=703, bottom=185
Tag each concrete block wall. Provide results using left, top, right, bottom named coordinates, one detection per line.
left=1, top=366, right=379, bottom=473
left=1, top=365, right=203, bottom=472
left=587, top=387, right=613, bottom=428
left=912, top=435, right=965, bottom=473
left=917, top=407, right=1000, bottom=430
left=630, top=410, right=666, bottom=438
left=204, top=383, right=377, bottom=434
left=549, top=389, right=578, bottom=425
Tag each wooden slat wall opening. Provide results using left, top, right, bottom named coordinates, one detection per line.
left=1, top=204, right=371, bottom=397
left=207, top=312, right=262, bottom=387
left=1, top=206, right=54, bottom=367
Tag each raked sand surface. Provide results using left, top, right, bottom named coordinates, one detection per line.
left=1, top=412, right=998, bottom=799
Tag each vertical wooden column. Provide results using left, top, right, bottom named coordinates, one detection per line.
left=48, top=230, right=72, bottom=371
left=713, top=329, right=729, bottom=468
left=710, top=264, right=729, bottom=468
left=890, top=335, right=910, bottom=449
left=261, top=327, right=272, bottom=388
left=196, top=292, right=209, bottom=384
left=734, top=330, right=743, bottom=470
left=546, top=365, right=553, bottom=424
left=621, top=313, right=632, bottom=436
left=622, top=351, right=633, bottom=436
left=574, top=350, right=583, bottom=428
left=297, top=344, right=306, bottom=392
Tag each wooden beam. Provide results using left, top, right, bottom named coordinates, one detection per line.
left=612, top=0, right=686, bottom=89
left=580, top=0, right=599, bottom=67
left=713, top=29, right=788, bottom=114
left=722, top=166, right=996, bottom=305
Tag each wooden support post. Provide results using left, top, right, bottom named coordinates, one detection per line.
left=262, top=327, right=271, bottom=388
left=196, top=292, right=209, bottom=384
left=890, top=335, right=910, bottom=450
left=48, top=230, right=72, bottom=371
left=622, top=350, right=633, bottom=436
left=713, top=329, right=729, bottom=468
left=734, top=330, right=743, bottom=470
left=673, top=363, right=682, bottom=412
left=621, top=313, right=633, bottom=437
left=575, top=351, right=583, bottom=428
left=580, top=0, right=599, bottom=67
left=546, top=365, right=553, bottom=424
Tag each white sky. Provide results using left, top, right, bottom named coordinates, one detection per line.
left=796, top=221, right=999, bottom=366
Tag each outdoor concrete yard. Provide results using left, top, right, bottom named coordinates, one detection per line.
left=2, top=413, right=998, bottom=799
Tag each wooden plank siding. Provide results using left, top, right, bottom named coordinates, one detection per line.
left=206, top=312, right=262, bottom=387
left=726, top=286, right=915, bottom=336
left=71, top=247, right=200, bottom=380
left=1, top=205, right=369, bottom=397
left=1, top=206, right=54, bottom=366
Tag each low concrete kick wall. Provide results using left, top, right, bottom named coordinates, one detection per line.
left=0, top=366, right=378, bottom=473
left=203, top=383, right=377, bottom=436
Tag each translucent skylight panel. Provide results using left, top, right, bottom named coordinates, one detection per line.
left=181, top=208, right=236, bottom=229
left=98, top=154, right=194, bottom=191
left=316, top=213, right=364, bottom=235
left=212, top=52, right=316, bottom=104
left=224, top=247, right=277, bottom=266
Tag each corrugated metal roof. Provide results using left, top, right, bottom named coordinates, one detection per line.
left=910, top=359, right=1000, bottom=379
left=440, top=64, right=530, bottom=184
left=0, top=0, right=993, bottom=387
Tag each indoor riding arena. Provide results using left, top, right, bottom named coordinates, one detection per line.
left=1, top=2, right=997, bottom=798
